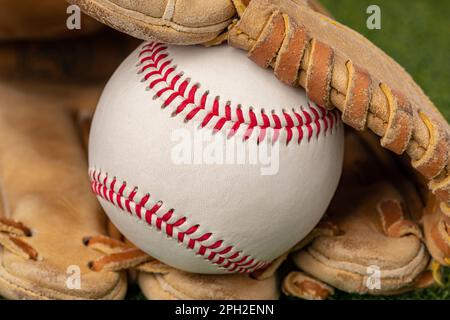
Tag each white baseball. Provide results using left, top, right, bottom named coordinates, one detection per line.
left=89, top=42, right=344, bottom=274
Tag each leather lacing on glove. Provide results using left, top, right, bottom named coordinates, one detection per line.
left=83, top=235, right=157, bottom=273
left=200, top=0, right=250, bottom=47
left=0, top=0, right=447, bottom=298
left=377, top=199, right=446, bottom=287
left=0, top=217, right=38, bottom=261
left=230, top=2, right=446, bottom=164
left=203, top=2, right=450, bottom=272
left=226, top=0, right=450, bottom=268
left=82, top=205, right=444, bottom=296
left=0, top=213, right=446, bottom=299
left=0, top=216, right=159, bottom=273
left=82, top=235, right=273, bottom=277
left=282, top=202, right=436, bottom=299
left=80, top=219, right=343, bottom=279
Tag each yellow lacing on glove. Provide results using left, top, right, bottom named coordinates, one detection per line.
left=430, top=260, right=446, bottom=287
left=202, top=0, right=248, bottom=47
left=232, top=0, right=248, bottom=17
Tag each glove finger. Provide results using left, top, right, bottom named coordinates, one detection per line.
left=67, top=0, right=236, bottom=45
left=291, top=130, right=431, bottom=296
left=138, top=268, right=279, bottom=300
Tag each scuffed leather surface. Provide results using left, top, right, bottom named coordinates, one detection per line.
left=291, top=131, right=430, bottom=295
left=67, top=0, right=236, bottom=44
left=139, top=269, right=279, bottom=300
left=0, top=81, right=127, bottom=299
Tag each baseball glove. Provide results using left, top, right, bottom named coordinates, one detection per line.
left=66, top=0, right=238, bottom=45
left=227, top=0, right=450, bottom=271
left=0, top=80, right=127, bottom=299
left=121, top=130, right=437, bottom=299
left=80, top=234, right=277, bottom=299
left=137, top=260, right=279, bottom=300
left=82, top=129, right=436, bottom=299
left=83, top=128, right=435, bottom=299
left=283, top=129, right=434, bottom=299
left=71, top=0, right=449, bottom=274
left=0, top=0, right=445, bottom=300
left=0, top=19, right=139, bottom=298
left=66, top=0, right=328, bottom=45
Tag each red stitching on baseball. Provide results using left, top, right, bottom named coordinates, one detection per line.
left=137, top=42, right=339, bottom=145
left=90, top=169, right=269, bottom=273
left=89, top=43, right=341, bottom=273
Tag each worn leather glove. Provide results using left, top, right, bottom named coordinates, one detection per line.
left=137, top=259, right=279, bottom=300
left=67, top=0, right=239, bottom=44
left=283, top=130, right=434, bottom=299
left=6, top=0, right=436, bottom=300
left=227, top=0, right=450, bottom=271
left=71, top=0, right=449, bottom=279
left=66, top=0, right=330, bottom=45
left=0, top=80, right=128, bottom=299
left=0, top=13, right=138, bottom=297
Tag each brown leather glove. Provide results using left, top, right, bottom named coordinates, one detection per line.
left=80, top=234, right=279, bottom=300
left=83, top=130, right=436, bottom=300
left=0, top=80, right=127, bottom=299
left=70, top=0, right=449, bottom=299
left=0, top=26, right=139, bottom=299
left=227, top=0, right=450, bottom=271
left=67, top=0, right=238, bottom=44
left=66, top=0, right=329, bottom=45
left=283, top=130, right=434, bottom=299
left=137, top=262, right=279, bottom=300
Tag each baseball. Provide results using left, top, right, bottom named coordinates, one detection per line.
left=88, top=42, right=344, bottom=274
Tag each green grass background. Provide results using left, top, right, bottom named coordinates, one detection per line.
left=130, top=0, right=450, bottom=301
